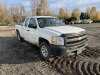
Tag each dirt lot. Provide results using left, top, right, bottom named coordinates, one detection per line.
left=0, top=23, right=100, bottom=75
left=73, top=23, right=100, bottom=47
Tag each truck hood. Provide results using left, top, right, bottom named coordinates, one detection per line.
left=44, top=25, right=85, bottom=34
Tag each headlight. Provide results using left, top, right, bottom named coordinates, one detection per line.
left=51, top=36, right=64, bottom=45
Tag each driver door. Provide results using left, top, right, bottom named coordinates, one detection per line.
left=28, top=18, right=38, bottom=45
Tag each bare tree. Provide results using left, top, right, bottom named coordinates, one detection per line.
left=95, top=11, right=100, bottom=20
left=90, top=7, right=97, bottom=20
left=36, top=5, right=42, bottom=16
left=19, top=4, right=27, bottom=22
left=86, top=7, right=91, bottom=17
left=0, top=2, right=5, bottom=23
left=47, top=11, right=53, bottom=16
left=10, top=5, right=20, bottom=23
left=65, top=9, right=71, bottom=19
left=41, top=0, right=48, bottom=15
left=72, top=8, right=80, bottom=19
left=9, top=4, right=26, bottom=24
left=59, top=8, right=66, bottom=19
left=0, top=2, right=13, bottom=25
left=30, top=0, right=39, bottom=16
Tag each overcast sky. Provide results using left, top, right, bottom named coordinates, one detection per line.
left=1, top=0, right=100, bottom=13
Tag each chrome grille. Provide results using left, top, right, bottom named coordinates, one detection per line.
left=64, top=33, right=87, bottom=48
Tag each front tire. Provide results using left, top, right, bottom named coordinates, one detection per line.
left=40, top=42, right=51, bottom=60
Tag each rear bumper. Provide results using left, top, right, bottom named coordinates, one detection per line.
left=49, top=41, right=88, bottom=56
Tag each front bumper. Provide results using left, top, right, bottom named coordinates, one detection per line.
left=49, top=41, right=88, bottom=57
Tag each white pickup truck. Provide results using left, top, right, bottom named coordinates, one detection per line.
left=15, top=16, right=88, bottom=60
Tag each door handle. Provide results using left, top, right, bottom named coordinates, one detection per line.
left=27, top=30, right=30, bottom=31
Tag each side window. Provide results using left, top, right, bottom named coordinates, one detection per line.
left=29, top=18, right=37, bottom=26
left=25, top=18, right=29, bottom=27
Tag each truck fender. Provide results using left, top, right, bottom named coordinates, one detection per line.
left=39, top=37, right=50, bottom=46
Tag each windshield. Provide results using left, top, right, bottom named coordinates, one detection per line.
left=37, top=18, right=65, bottom=28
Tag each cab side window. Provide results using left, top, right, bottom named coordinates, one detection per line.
left=25, top=18, right=29, bottom=27
left=29, top=18, right=37, bottom=26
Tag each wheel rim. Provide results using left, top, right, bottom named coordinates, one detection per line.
left=41, top=45, right=48, bottom=57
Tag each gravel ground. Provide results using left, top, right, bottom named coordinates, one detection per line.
left=0, top=26, right=61, bottom=75
left=0, top=23, right=100, bottom=75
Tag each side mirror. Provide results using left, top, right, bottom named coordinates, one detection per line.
left=28, top=24, right=37, bottom=29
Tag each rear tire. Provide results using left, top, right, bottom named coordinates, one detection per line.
left=17, top=31, right=23, bottom=42
left=40, top=42, right=51, bottom=60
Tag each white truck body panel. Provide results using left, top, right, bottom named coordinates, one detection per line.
left=16, top=25, right=86, bottom=45
left=44, top=25, right=85, bottom=34
left=15, top=16, right=86, bottom=46
left=15, top=16, right=88, bottom=58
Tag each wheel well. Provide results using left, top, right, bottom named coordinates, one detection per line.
left=16, top=29, right=19, bottom=33
left=39, top=38, right=50, bottom=46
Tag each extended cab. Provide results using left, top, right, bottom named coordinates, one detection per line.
left=15, top=16, right=88, bottom=60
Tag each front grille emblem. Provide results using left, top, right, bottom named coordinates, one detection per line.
left=78, top=37, right=82, bottom=40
